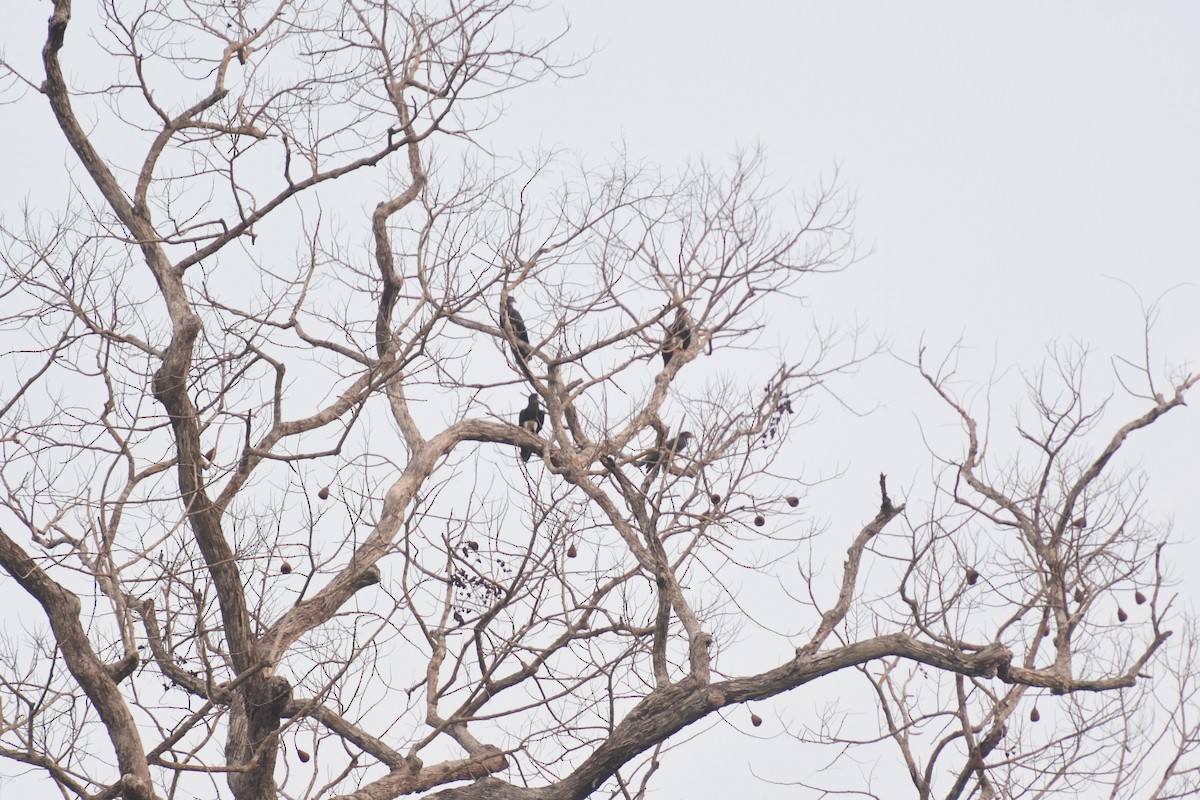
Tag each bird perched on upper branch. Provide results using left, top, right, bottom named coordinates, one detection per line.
left=660, top=307, right=692, bottom=367
left=639, top=431, right=694, bottom=472
left=500, top=295, right=532, bottom=362
left=517, top=393, right=544, bottom=462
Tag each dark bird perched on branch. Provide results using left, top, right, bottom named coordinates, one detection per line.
left=660, top=307, right=692, bottom=367
left=500, top=295, right=532, bottom=362
left=879, top=473, right=895, bottom=515
left=640, top=431, right=694, bottom=472
left=517, top=393, right=544, bottom=462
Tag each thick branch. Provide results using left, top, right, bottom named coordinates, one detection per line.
left=0, top=528, right=154, bottom=800
left=419, top=635, right=1013, bottom=800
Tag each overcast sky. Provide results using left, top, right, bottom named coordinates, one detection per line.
left=3, top=2, right=1199, bottom=797
left=497, top=3, right=1199, bottom=350
left=512, top=4, right=1200, bottom=509
left=484, top=4, right=1200, bottom=794
left=485, top=3, right=1200, bottom=552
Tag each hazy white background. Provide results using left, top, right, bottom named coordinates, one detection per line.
left=481, top=3, right=1200, bottom=795
left=2, top=2, right=1198, bottom=797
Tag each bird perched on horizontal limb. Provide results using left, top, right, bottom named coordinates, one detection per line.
left=639, top=430, right=694, bottom=472
left=517, top=393, right=545, bottom=462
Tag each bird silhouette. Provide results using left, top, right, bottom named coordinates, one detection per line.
left=517, top=393, right=544, bottom=462
left=660, top=307, right=692, bottom=367
left=639, top=430, right=694, bottom=472
left=500, top=295, right=532, bottom=362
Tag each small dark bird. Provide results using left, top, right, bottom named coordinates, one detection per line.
left=517, top=393, right=544, bottom=462
left=500, top=295, right=532, bottom=362
left=639, top=430, right=694, bottom=472
left=660, top=307, right=693, bottom=367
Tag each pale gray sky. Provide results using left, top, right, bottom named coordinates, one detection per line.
left=487, top=4, right=1200, bottom=551
left=2, top=2, right=1198, bottom=797
left=482, top=4, right=1200, bottom=795
left=511, top=3, right=1200, bottom=505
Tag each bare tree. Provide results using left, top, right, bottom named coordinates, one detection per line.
left=773, top=338, right=1200, bottom=799
left=0, top=2, right=1196, bottom=800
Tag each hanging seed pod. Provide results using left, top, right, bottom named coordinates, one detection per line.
left=567, top=544, right=578, bottom=559
left=317, top=486, right=330, bottom=500
left=468, top=541, right=480, bottom=552
left=965, top=567, right=979, bottom=586
left=750, top=712, right=763, bottom=727
left=1117, top=607, right=1128, bottom=623
left=710, top=493, right=721, bottom=504
left=1073, top=587, right=1085, bottom=604
left=1071, top=515, right=1087, bottom=529
left=1134, top=590, right=1147, bottom=605
left=280, top=561, right=292, bottom=575
left=298, top=749, right=311, bottom=763
left=786, top=496, right=799, bottom=507
left=754, top=515, right=765, bottom=527
left=1030, top=707, right=1040, bottom=723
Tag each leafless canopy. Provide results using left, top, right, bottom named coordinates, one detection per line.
left=0, top=2, right=1197, bottom=799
